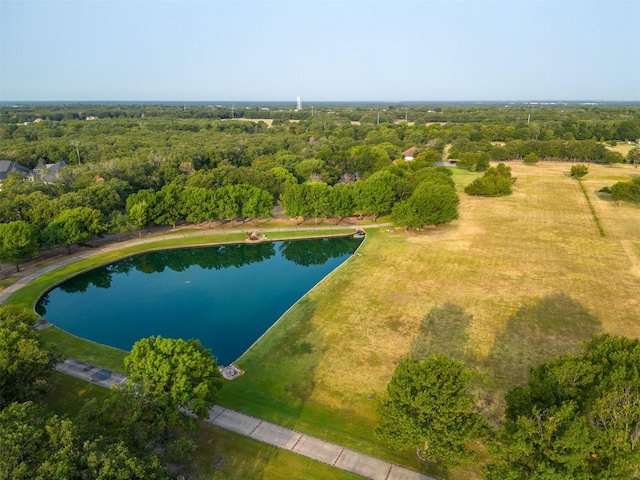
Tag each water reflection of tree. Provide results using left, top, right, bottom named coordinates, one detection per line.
left=115, top=242, right=276, bottom=275
left=37, top=238, right=357, bottom=312
left=279, top=237, right=360, bottom=266
left=58, top=268, right=114, bottom=293
left=35, top=295, right=49, bottom=316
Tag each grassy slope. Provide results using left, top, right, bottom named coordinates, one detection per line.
left=12, top=162, right=640, bottom=479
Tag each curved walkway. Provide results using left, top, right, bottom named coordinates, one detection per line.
left=56, top=357, right=433, bottom=480
left=0, top=223, right=391, bottom=304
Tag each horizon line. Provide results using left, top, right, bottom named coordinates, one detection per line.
left=3, top=99, right=640, bottom=105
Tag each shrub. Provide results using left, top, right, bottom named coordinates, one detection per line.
left=570, top=164, right=589, bottom=178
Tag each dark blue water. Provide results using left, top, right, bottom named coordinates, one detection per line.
left=36, top=237, right=362, bottom=365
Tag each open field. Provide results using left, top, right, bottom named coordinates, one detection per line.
left=606, top=142, right=637, bottom=156
left=7, top=161, right=640, bottom=479
left=223, top=118, right=274, bottom=126
left=219, top=161, right=640, bottom=477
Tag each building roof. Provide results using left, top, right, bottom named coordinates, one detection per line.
left=0, top=160, right=32, bottom=180
left=32, top=161, right=68, bottom=182
left=402, top=147, right=419, bottom=158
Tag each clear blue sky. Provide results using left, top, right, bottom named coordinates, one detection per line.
left=1, top=0, right=639, bottom=102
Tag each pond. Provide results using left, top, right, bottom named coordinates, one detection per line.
left=36, top=236, right=363, bottom=365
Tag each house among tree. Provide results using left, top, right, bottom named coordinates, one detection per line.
left=32, top=161, right=68, bottom=183
left=402, top=147, right=419, bottom=161
left=0, top=160, right=32, bottom=181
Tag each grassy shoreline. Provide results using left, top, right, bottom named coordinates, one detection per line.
left=4, top=228, right=361, bottom=375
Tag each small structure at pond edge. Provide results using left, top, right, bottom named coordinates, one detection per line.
left=219, top=364, right=244, bottom=380
left=245, top=232, right=267, bottom=242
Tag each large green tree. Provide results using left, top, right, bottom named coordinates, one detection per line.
left=353, top=171, right=397, bottom=220
left=0, top=220, right=39, bottom=272
left=124, top=336, right=224, bottom=423
left=0, top=306, right=56, bottom=408
left=280, top=183, right=311, bottom=220
left=0, top=401, right=169, bottom=480
left=487, top=334, right=640, bottom=480
left=376, top=356, right=487, bottom=465
left=42, top=206, right=106, bottom=253
left=239, top=185, right=273, bottom=225
left=327, top=183, right=355, bottom=224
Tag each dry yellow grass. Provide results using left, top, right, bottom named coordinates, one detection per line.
left=232, top=161, right=640, bottom=433
left=222, top=118, right=274, bottom=126
left=606, top=142, right=636, bottom=155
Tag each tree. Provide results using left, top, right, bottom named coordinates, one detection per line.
left=240, top=185, right=273, bottom=225
left=376, top=356, right=487, bottom=465
left=353, top=171, right=396, bottom=220
left=280, top=183, right=311, bottom=221
left=523, top=152, right=540, bottom=164
left=42, top=207, right=107, bottom=253
left=570, top=164, right=589, bottom=178
left=391, top=199, right=422, bottom=231
left=182, top=187, right=217, bottom=226
left=124, top=336, right=224, bottom=422
left=215, top=184, right=243, bottom=225
left=465, top=163, right=513, bottom=196
left=82, top=437, right=169, bottom=480
left=601, top=150, right=624, bottom=165
left=487, top=334, right=640, bottom=480
left=0, top=401, right=169, bottom=480
left=305, top=182, right=330, bottom=224
left=0, top=401, right=82, bottom=480
left=125, top=188, right=158, bottom=231
left=154, top=183, right=185, bottom=228
left=327, top=183, right=355, bottom=224
left=0, top=306, right=56, bottom=408
left=0, top=220, right=39, bottom=272
left=627, top=146, right=640, bottom=165
left=457, top=151, right=491, bottom=172
left=77, top=393, right=168, bottom=454
left=610, top=177, right=640, bottom=203
left=406, top=180, right=459, bottom=227
left=126, top=200, right=150, bottom=232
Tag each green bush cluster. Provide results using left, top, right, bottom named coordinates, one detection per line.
left=464, top=163, right=513, bottom=196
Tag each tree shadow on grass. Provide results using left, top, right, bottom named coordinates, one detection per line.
left=486, top=292, right=602, bottom=390
left=411, top=303, right=472, bottom=363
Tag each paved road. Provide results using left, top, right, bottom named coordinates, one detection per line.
left=56, top=357, right=433, bottom=480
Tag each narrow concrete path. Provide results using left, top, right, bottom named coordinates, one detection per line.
left=207, top=405, right=434, bottom=480
left=56, top=358, right=434, bottom=480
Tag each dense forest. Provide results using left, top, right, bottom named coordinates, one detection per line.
left=1, top=103, right=639, bottom=269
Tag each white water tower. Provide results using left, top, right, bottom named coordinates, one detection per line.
left=296, top=96, right=302, bottom=111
